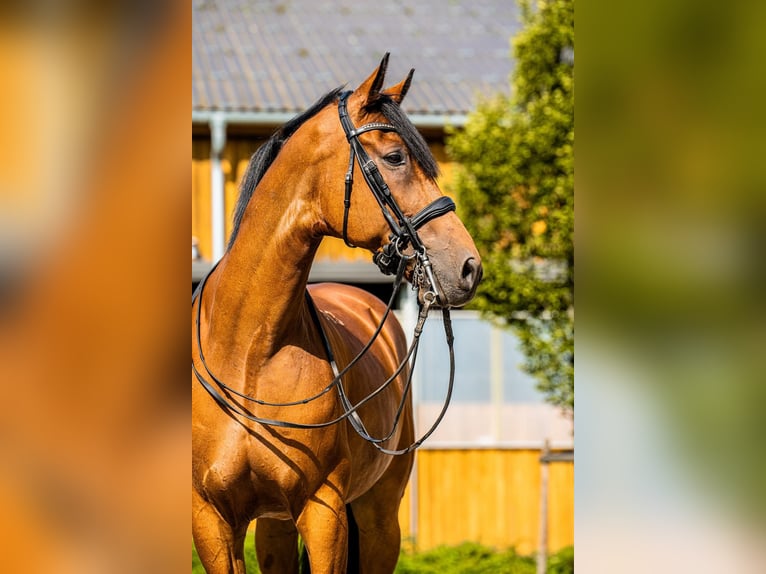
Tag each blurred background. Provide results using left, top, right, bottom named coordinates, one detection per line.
left=0, top=0, right=764, bottom=572
left=577, top=0, right=766, bottom=572
left=0, top=1, right=189, bottom=572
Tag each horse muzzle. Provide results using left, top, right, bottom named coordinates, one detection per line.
left=424, top=250, right=482, bottom=308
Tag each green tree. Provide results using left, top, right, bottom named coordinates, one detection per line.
left=447, top=0, right=574, bottom=412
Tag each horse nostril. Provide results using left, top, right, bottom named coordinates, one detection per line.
left=460, top=257, right=482, bottom=290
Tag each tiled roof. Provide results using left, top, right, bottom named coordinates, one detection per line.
left=193, top=0, right=520, bottom=118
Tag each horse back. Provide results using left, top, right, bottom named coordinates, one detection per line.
left=306, top=282, right=408, bottom=371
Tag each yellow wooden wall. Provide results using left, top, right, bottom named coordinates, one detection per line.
left=398, top=449, right=574, bottom=555
left=192, top=135, right=455, bottom=263
left=192, top=136, right=265, bottom=262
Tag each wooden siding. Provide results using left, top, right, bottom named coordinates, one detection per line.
left=192, top=135, right=455, bottom=264
left=398, top=449, right=574, bottom=555
left=192, top=136, right=264, bottom=261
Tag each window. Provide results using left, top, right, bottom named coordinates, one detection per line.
left=402, top=310, right=573, bottom=448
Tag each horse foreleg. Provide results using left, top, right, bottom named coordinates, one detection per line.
left=255, top=518, right=299, bottom=574
left=192, top=487, right=248, bottom=574
left=296, top=471, right=349, bottom=574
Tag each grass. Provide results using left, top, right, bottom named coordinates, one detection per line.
left=395, top=542, right=574, bottom=574
left=192, top=539, right=574, bottom=573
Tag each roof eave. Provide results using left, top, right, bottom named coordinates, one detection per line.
left=191, top=109, right=468, bottom=129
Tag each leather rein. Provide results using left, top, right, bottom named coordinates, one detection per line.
left=192, top=92, right=456, bottom=455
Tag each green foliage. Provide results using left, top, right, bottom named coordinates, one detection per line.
left=395, top=543, right=534, bottom=574
left=395, top=543, right=574, bottom=574
left=192, top=545, right=203, bottom=574
left=447, top=0, right=574, bottom=412
left=192, top=539, right=574, bottom=573
left=546, top=545, right=575, bottom=574
left=192, top=540, right=259, bottom=573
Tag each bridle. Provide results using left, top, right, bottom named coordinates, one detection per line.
left=192, top=92, right=458, bottom=455
left=337, top=90, right=455, bottom=301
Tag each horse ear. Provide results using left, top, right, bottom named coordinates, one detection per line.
left=383, top=68, right=414, bottom=104
left=354, top=52, right=390, bottom=103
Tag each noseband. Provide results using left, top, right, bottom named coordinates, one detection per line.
left=337, top=91, right=455, bottom=301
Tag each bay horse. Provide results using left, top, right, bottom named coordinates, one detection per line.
left=192, top=54, right=482, bottom=574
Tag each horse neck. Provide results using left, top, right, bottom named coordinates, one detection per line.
left=200, top=163, right=322, bottom=370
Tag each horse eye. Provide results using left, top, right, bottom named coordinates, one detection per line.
left=383, top=152, right=405, bottom=166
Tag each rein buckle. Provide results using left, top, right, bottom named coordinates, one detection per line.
left=373, top=241, right=401, bottom=275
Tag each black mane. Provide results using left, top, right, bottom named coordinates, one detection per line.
left=227, top=87, right=440, bottom=251
left=227, top=86, right=344, bottom=250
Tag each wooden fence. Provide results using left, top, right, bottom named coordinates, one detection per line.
left=398, top=448, right=573, bottom=555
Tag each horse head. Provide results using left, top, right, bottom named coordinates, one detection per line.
left=316, top=54, right=483, bottom=308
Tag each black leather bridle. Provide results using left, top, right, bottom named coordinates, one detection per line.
left=337, top=90, right=455, bottom=300
left=192, top=93, right=457, bottom=455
